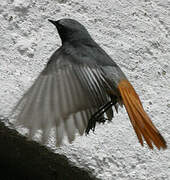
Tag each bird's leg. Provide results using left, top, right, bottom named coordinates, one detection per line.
left=86, top=95, right=118, bottom=134
left=91, top=101, right=112, bottom=119
left=95, top=102, right=114, bottom=121
left=85, top=101, right=113, bottom=134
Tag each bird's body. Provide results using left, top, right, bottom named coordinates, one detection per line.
left=13, top=18, right=167, bottom=149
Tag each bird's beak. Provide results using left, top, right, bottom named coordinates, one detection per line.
left=48, top=19, right=58, bottom=26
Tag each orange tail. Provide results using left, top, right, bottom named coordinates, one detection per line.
left=118, top=79, right=167, bottom=150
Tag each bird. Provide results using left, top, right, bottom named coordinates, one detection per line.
left=13, top=18, right=167, bottom=150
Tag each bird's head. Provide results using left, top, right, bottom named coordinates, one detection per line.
left=48, top=18, right=91, bottom=43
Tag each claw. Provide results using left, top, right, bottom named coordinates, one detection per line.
left=114, top=104, right=119, bottom=113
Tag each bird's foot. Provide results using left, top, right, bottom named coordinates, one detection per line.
left=85, top=101, right=113, bottom=134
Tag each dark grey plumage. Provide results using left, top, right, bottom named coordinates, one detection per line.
left=13, top=19, right=125, bottom=145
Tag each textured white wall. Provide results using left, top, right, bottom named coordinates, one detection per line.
left=0, top=0, right=170, bottom=179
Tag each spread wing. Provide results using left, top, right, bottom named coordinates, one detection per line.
left=13, top=55, right=113, bottom=145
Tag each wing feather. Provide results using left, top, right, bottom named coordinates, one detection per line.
left=13, top=59, right=110, bottom=145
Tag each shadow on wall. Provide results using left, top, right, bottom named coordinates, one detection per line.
left=0, top=118, right=100, bottom=180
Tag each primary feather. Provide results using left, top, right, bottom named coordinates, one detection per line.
left=13, top=56, right=113, bottom=144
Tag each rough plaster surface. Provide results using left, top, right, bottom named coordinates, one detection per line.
left=0, top=0, right=170, bottom=179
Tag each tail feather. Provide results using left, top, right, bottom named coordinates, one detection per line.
left=121, top=90, right=144, bottom=147
left=123, top=89, right=155, bottom=149
left=118, top=79, right=167, bottom=150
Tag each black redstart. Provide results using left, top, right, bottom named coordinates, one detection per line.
left=13, top=18, right=167, bottom=149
